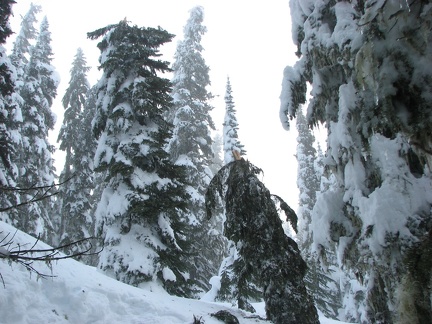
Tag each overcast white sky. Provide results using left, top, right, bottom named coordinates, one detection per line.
left=8, top=0, right=302, bottom=211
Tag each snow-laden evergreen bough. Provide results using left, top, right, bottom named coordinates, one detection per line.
left=281, top=1, right=432, bottom=323
left=205, top=159, right=319, bottom=324
left=88, top=20, right=195, bottom=297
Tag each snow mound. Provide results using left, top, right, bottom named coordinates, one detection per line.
left=0, top=221, right=345, bottom=323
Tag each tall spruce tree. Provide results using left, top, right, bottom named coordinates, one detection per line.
left=0, top=0, right=23, bottom=226
left=281, top=1, right=432, bottom=323
left=167, top=6, right=226, bottom=295
left=9, top=3, right=40, bottom=88
left=57, top=48, right=94, bottom=254
left=222, top=77, right=246, bottom=164
left=0, top=0, right=15, bottom=182
left=83, top=85, right=103, bottom=266
left=206, top=159, right=319, bottom=324
left=16, top=16, right=58, bottom=242
left=88, top=20, right=194, bottom=296
left=1, top=2, right=38, bottom=227
left=296, top=108, right=341, bottom=319
left=216, top=77, right=256, bottom=309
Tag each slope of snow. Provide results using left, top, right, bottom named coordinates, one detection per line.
left=0, top=221, right=346, bottom=323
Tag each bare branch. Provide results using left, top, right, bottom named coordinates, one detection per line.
left=0, top=272, right=5, bottom=288
left=0, top=174, right=76, bottom=192
left=0, top=234, right=103, bottom=284
left=0, top=174, right=76, bottom=212
left=0, top=185, right=58, bottom=213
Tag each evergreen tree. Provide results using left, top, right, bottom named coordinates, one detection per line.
left=0, top=1, right=15, bottom=179
left=9, top=3, right=40, bottom=87
left=57, top=48, right=94, bottom=254
left=0, top=0, right=16, bottom=111
left=215, top=239, right=263, bottom=313
left=216, top=77, right=256, bottom=309
left=0, top=0, right=23, bottom=226
left=167, top=6, right=226, bottom=295
left=295, top=108, right=341, bottom=319
left=222, top=77, right=246, bottom=164
left=88, top=20, right=193, bottom=296
left=296, top=109, right=318, bottom=251
left=281, top=1, right=432, bottom=323
left=206, top=159, right=319, bottom=323
left=15, top=16, right=58, bottom=242
left=83, top=85, right=103, bottom=266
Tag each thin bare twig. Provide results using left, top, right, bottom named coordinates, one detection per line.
left=0, top=234, right=103, bottom=284
left=0, top=174, right=76, bottom=212
left=0, top=174, right=76, bottom=192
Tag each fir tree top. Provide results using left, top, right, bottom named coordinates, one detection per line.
left=10, top=3, right=41, bottom=77
left=0, top=0, right=16, bottom=97
left=88, top=20, right=174, bottom=140
left=171, top=6, right=212, bottom=104
left=223, top=77, right=246, bottom=164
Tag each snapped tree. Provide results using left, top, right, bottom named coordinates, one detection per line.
left=206, top=158, right=319, bottom=324
left=215, top=79, right=256, bottom=308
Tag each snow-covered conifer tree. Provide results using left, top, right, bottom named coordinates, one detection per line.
left=296, top=108, right=341, bottom=319
left=222, top=77, right=246, bottom=164
left=167, top=6, right=226, bottom=295
left=83, top=85, right=103, bottom=266
left=296, top=109, right=318, bottom=250
left=16, top=16, right=58, bottom=242
left=0, top=0, right=23, bottom=226
left=0, top=0, right=16, bottom=183
left=206, top=159, right=319, bottom=323
left=9, top=3, right=40, bottom=87
left=57, top=48, right=94, bottom=255
left=88, top=20, right=193, bottom=296
left=215, top=77, right=256, bottom=309
left=281, top=1, right=432, bottom=322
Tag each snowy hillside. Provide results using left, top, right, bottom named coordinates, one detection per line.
left=0, top=221, right=346, bottom=324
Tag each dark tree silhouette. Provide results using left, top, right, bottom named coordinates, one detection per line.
left=206, top=159, right=319, bottom=324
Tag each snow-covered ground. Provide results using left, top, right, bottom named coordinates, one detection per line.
left=0, top=221, right=346, bottom=323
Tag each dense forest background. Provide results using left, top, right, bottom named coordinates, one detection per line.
left=1, top=1, right=432, bottom=324
left=6, top=0, right=301, bottom=214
